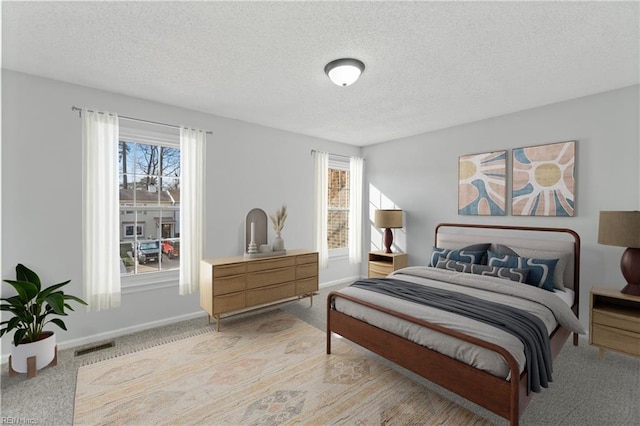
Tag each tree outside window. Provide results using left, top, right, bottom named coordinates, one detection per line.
left=119, top=140, right=180, bottom=275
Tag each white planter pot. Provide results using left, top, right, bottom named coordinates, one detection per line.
left=10, top=331, right=56, bottom=373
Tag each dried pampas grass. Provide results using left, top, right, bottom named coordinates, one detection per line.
left=269, top=205, right=288, bottom=233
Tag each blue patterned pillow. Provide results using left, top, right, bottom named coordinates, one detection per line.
left=435, top=259, right=529, bottom=283
left=493, top=244, right=569, bottom=291
left=429, top=247, right=485, bottom=267
left=487, top=251, right=558, bottom=291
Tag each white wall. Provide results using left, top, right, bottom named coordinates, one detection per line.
left=2, top=70, right=637, bottom=356
left=1, top=70, right=362, bottom=357
left=363, top=85, right=640, bottom=326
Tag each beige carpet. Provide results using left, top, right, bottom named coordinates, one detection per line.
left=74, top=309, right=492, bottom=425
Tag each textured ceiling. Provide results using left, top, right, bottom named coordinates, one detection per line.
left=2, top=1, right=638, bottom=146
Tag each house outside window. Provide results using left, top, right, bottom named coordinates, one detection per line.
left=123, top=223, right=144, bottom=238
left=328, top=157, right=350, bottom=257
left=119, top=129, right=180, bottom=276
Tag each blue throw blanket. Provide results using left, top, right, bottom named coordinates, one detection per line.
left=350, top=278, right=552, bottom=393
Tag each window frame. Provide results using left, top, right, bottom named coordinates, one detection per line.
left=122, top=223, right=144, bottom=238
left=327, top=156, right=350, bottom=260
left=118, top=127, right=181, bottom=291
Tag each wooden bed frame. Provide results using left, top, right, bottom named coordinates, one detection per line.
left=327, top=223, right=580, bottom=426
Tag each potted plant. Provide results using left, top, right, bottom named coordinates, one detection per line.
left=1, top=263, right=87, bottom=376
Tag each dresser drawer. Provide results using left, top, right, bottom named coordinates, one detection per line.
left=213, top=274, right=246, bottom=296
left=368, top=270, right=388, bottom=279
left=591, top=324, right=640, bottom=357
left=296, top=263, right=318, bottom=280
left=247, top=267, right=296, bottom=289
left=213, top=292, right=245, bottom=314
left=296, top=277, right=318, bottom=294
left=296, top=253, right=318, bottom=265
left=247, top=282, right=296, bottom=306
left=247, top=257, right=296, bottom=273
left=369, top=262, right=392, bottom=276
left=213, top=263, right=246, bottom=278
left=592, top=309, right=640, bottom=333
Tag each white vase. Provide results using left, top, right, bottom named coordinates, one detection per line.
left=10, top=331, right=56, bottom=373
left=272, top=233, right=285, bottom=251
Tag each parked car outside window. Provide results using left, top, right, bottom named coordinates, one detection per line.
left=162, top=241, right=180, bottom=259
left=137, top=241, right=160, bottom=264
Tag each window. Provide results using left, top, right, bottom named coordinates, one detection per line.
left=118, top=130, right=180, bottom=276
left=327, top=157, right=350, bottom=255
left=123, top=224, right=144, bottom=238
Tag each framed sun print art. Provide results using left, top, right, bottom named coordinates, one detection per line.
left=512, top=140, right=576, bottom=216
left=458, top=150, right=506, bottom=215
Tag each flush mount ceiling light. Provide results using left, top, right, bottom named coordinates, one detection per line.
left=324, top=58, right=365, bottom=87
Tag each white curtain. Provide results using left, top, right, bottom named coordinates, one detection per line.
left=313, top=151, right=329, bottom=268
left=82, top=110, right=121, bottom=311
left=179, top=127, right=206, bottom=295
left=348, top=156, right=364, bottom=264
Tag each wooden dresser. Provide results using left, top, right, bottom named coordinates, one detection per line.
left=589, top=286, right=640, bottom=360
left=200, top=249, right=318, bottom=330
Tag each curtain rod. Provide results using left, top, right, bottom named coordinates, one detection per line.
left=310, top=149, right=364, bottom=161
left=71, top=106, right=212, bottom=134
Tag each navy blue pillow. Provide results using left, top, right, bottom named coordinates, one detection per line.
left=487, top=251, right=558, bottom=292
left=460, top=243, right=491, bottom=252
left=429, top=247, right=485, bottom=267
left=460, top=243, right=491, bottom=264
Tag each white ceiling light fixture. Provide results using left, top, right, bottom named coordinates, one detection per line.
left=324, top=58, right=365, bottom=87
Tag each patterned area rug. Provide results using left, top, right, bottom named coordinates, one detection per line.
left=74, top=310, right=491, bottom=425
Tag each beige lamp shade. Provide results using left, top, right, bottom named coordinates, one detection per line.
left=374, top=209, right=403, bottom=254
left=374, top=210, right=403, bottom=229
left=598, top=211, right=640, bottom=248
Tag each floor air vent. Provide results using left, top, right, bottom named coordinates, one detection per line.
left=74, top=341, right=115, bottom=356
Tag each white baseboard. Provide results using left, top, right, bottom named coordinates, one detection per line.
left=1, top=276, right=364, bottom=365
left=319, top=275, right=363, bottom=288
left=1, top=310, right=206, bottom=365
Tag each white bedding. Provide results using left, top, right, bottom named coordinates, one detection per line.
left=556, top=287, right=575, bottom=307
left=333, top=266, right=584, bottom=380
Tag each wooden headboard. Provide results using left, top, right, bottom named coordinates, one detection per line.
left=434, top=223, right=581, bottom=315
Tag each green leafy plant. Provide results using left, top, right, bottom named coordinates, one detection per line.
left=1, top=264, right=87, bottom=346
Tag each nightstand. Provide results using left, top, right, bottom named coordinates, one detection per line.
left=368, top=251, right=408, bottom=278
left=589, top=286, right=640, bottom=360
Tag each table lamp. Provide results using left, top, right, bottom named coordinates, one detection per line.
left=598, top=211, right=640, bottom=295
left=374, top=209, right=403, bottom=253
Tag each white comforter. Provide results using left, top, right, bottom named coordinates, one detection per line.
left=333, top=266, right=585, bottom=379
